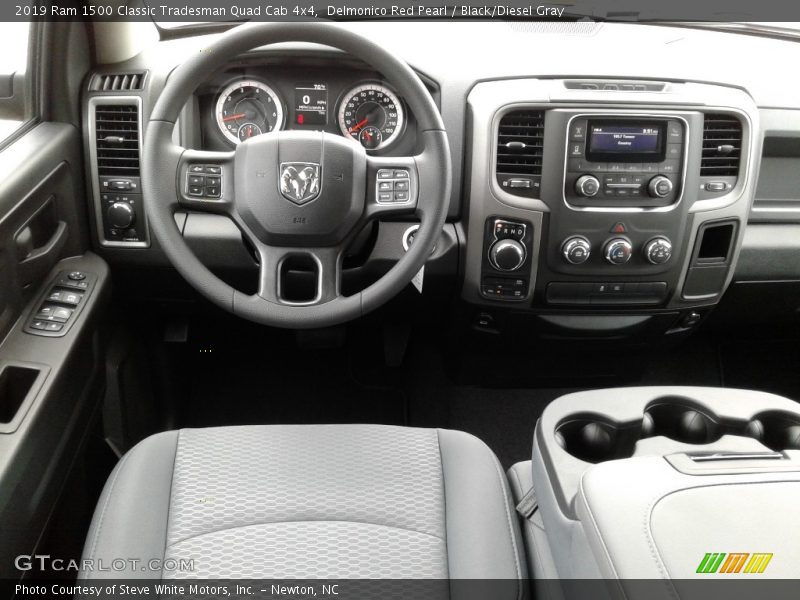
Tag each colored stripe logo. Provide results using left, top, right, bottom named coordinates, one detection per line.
left=696, top=553, right=773, bottom=574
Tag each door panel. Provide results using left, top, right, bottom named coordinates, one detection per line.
left=0, top=123, right=89, bottom=339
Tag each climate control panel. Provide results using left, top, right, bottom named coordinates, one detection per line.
left=560, top=235, right=673, bottom=267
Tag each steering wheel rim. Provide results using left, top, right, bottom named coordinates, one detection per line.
left=142, top=22, right=451, bottom=329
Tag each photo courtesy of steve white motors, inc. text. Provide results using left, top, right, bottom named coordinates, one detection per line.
left=15, top=3, right=568, bottom=18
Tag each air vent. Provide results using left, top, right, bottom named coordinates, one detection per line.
left=701, top=114, right=742, bottom=177
left=91, top=72, right=145, bottom=92
left=496, top=109, right=545, bottom=197
left=94, top=104, right=140, bottom=177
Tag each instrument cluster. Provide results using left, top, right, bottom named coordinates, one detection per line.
left=198, top=59, right=418, bottom=154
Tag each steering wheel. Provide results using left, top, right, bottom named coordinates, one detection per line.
left=142, top=23, right=451, bottom=329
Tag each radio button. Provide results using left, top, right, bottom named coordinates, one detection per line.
left=623, top=163, right=641, bottom=172
left=607, top=163, right=625, bottom=173
left=568, top=142, right=584, bottom=157
left=575, top=175, right=600, bottom=197
left=640, top=163, right=658, bottom=173
left=648, top=175, right=674, bottom=198
left=666, top=144, right=682, bottom=159
left=667, top=121, right=683, bottom=141
left=661, top=160, right=681, bottom=174
left=570, top=120, right=587, bottom=141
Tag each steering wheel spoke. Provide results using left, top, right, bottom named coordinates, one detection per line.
left=256, top=243, right=343, bottom=306
left=364, top=155, right=419, bottom=219
left=176, top=149, right=236, bottom=214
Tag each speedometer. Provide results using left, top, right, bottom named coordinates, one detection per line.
left=215, top=79, right=284, bottom=145
left=338, top=83, right=404, bottom=151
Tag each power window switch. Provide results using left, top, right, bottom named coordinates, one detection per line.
left=30, top=320, right=47, bottom=331
left=44, top=322, right=63, bottom=332
left=52, top=307, right=73, bottom=322
left=36, top=305, right=55, bottom=319
left=48, top=290, right=82, bottom=306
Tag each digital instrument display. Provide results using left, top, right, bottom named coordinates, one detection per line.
left=294, top=82, right=328, bottom=126
left=586, top=121, right=666, bottom=162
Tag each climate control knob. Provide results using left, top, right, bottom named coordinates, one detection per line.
left=575, top=175, right=601, bottom=197
left=561, top=236, right=591, bottom=265
left=107, top=202, right=135, bottom=229
left=490, top=239, right=526, bottom=271
left=648, top=175, right=673, bottom=198
left=644, top=237, right=673, bottom=265
left=604, top=238, right=633, bottom=265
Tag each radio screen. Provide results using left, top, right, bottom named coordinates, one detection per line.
left=586, top=121, right=665, bottom=162
left=294, top=82, right=328, bottom=126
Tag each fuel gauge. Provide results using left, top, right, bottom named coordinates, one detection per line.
left=237, top=122, right=262, bottom=142
left=359, top=126, right=382, bottom=150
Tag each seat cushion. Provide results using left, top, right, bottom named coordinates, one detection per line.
left=80, top=425, right=526, bottom=588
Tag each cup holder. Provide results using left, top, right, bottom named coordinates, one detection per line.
left=747, top=411, right=800, bottom=451
left=554, top=415, right=639, bottom=464
left=643, top=400, right=721, bottom=444
left=554, top=397, right=800, bottom=464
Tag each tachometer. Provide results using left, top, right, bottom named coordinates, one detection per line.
left=338, top=83, right=404, bottom=150
left=215, top=80, right=284, bottom=145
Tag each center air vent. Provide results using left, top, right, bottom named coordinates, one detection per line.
left=94, top=104, right=140, bottom=177
left=496, top=109, right=544, bottom=197
left=91, top=72, right=146, bottom=92
left=701, top=114, right=742, bottom=177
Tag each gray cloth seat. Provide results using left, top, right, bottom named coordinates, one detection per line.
left=80, top=424, right=526, bottom=590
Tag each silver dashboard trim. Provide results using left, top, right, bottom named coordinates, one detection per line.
left=87, top=95, right=149, bottom=248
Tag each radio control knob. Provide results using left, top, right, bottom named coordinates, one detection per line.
left=490, top=239, right=526, bottom=271
left=575, top=175, right=600, bottom=197
left=604, top=238, right=633, bottom=265
left=648, top=175, right=673, bottom=198
left=107, top=202, right=135, bottom=229
left=561, top=236, right=591, bottom=265
left=644, top=237, right=673, bottom=265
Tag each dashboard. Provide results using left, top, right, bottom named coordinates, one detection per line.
left=81, top=21, right=800, bottom=340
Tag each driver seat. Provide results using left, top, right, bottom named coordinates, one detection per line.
left=80, top=424, right=526, bottom=587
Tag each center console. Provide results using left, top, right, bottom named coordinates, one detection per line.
left=463, top=79, right=759, bottom=339
left=515, top=387, right=800, bottom=589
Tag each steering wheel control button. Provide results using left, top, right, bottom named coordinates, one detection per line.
left=575, top=174, right=600, bottom=197
left=562, top=236, right=592, bottom=265
left=186, top=165, right=224, bottom=200
left=604, top=238, right=633, bottom=265
left=644, top=237, right=673, bottom=265
left=375, top=169, right=413, bottom=203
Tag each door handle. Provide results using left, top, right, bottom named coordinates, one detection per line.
left=14, top=196, right=68, bottom=287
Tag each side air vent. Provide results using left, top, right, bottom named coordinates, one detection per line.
left=94, top=104, right=140, bottom=177
left=496, top=109, right=545, bottom=197
left=701, top=114, right=742, bottom=177
left=91, top=72, right=146, bottom=92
